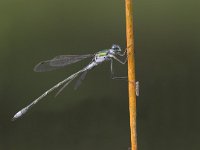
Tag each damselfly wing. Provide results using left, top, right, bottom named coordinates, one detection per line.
left=34, top=54, right=94, bottom=72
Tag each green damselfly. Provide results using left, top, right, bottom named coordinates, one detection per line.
left=12, top=44, right=139, bottom=121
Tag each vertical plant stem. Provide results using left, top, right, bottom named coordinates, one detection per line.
left=125, top=0, right=137, bottom=150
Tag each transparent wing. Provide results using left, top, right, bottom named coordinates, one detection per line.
left=34, top=54, right=94, bottom=72
left=54, top=70, right=88, bottom=97
left=74, top=71, right=88, bottom=90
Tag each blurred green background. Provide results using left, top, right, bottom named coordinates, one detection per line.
left=0, top=0, right=200, bottom=150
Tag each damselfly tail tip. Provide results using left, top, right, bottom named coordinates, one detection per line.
left=11, top=111, right=23, bottom=121
left=11, top=116, right=17, bottom=122
left=11, top=115, right=18, bottom=122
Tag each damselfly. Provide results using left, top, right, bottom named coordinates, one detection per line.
left=12, top=44, right=137, bottom=121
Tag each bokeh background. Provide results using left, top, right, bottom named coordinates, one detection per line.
left=0, top=0, right=200, bottom=150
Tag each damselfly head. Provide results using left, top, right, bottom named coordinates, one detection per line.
left=111, top=44, right=121, bottom=52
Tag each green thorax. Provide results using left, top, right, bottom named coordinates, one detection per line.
left=96, top=49, right=109, bottom=57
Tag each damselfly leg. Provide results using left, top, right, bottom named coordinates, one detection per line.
left=109, top=47, right=128, bottom=80
left=110, top=58, right=127, bottom=80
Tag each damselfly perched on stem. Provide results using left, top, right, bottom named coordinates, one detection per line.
left=12, top=44, right=138, bottom=121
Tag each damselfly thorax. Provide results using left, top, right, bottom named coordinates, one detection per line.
left=94, top=49, right=110, bottom=63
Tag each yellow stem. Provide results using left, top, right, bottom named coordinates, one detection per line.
left=125, top=0, right=137, bottom=150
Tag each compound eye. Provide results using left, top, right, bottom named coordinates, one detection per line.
left=112, top=44, right=117, bottom=48
left=114, top=47, right=119, bottom=50
left=112, top=45, right=120, bottom=51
